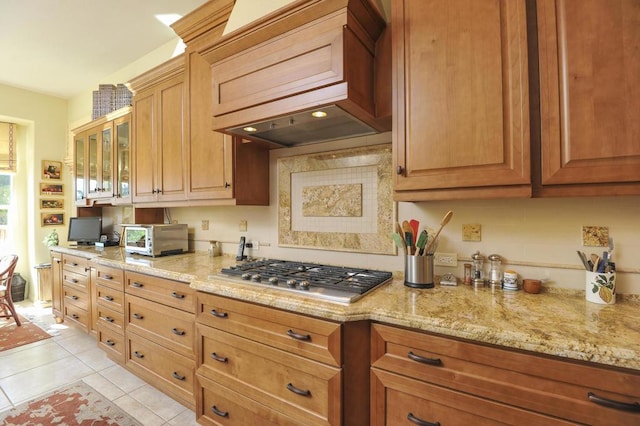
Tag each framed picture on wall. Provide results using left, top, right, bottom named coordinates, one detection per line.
left=41, top=213, right=64, bottom=226
left=42, top=160, right=62, bottom=180
left=40, top=183, right=64, bottom=196
left=40, top=198, right=64, bottom=209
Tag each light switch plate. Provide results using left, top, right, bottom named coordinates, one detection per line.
left=462, top=224, right=481, bottom=242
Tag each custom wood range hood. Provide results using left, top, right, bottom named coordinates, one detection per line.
left=173, top=0, right=391, bottom=147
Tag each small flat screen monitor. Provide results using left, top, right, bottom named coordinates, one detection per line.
left=67, top=217, right=102, bottom=245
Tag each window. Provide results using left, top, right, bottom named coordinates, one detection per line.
left=0, top=174, right=9, bottom=243
left=0, top=122, right=16, bottom=172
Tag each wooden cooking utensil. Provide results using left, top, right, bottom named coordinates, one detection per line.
left=424, top=210, right=453, bottom=254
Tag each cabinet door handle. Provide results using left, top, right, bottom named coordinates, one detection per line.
left=171, top=291, right=185, bottom=299
left=103, top=295, right=114, bottom=301
left=131, top=281, right=144, bottom=288
left=407, top=412, right=440, bottom=426
left=224, top=182, right=230, bottom=188
left=209, top=309, right=228, bottom=318
left=103, top=274, right=113, bottom=280
left=132, top=313, right=144, bottom=320
left=397, top=165, right=404, bottom=175
left=84, top=267, right=90, bottom=272
left=408, top=351, right=442, bottom=366
left=286, top=383, right=311, bottom=397
left=172, top=372, right=186, bottom=381
left=105, top=340, right=115, bottom=347
left=102, top=316, right=114, bottom=323
left=171, top=328, right=185, bottom=336
left=134, top=351, right=144, bottom=359
left=211, top=405, right=229, bottom=418
left=588, top=392, right=640, bottom=413
left=210, top=352, right=228, bottom=363
left=287, top=329, right=311, bottom=341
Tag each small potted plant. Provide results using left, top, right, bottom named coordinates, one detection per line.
left=43, top=228, right=59, bottom=247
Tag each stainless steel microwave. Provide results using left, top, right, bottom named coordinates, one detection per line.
left=123, top=224, right=188, bottom=257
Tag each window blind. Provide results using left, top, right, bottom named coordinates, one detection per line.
left=0, top=122, right=16, bottom=172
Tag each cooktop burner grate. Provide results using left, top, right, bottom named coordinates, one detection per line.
left=218, top=259, right=392, bottom=303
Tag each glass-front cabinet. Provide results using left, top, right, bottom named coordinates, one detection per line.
left=72, top=107, right=131, bottom=206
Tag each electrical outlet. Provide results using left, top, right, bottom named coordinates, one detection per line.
left=434, top=252, right=457, bottom=266
left=201, top=220, right=209, bottom=231
left=251, top=240, right=259, bottom=251
left=239, top=220, right=247, bottom=232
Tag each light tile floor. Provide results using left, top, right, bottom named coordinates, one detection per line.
left=0, top=301, right=198, bottom=426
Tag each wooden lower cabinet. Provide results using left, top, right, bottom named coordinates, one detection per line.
left=371, top=323, right=640, bottom=425
left=195, top=292, right=369, bottom=426
left=123, top=272, right=196, bottom=409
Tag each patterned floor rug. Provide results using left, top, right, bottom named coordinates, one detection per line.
left=0, top=381, right=143, bottom=425
left=0, top=314, right=52, bottom=351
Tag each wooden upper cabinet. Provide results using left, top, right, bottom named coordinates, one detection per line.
left=393, top=0, right=531, bottom=201
left=173, top=0, right=270, bottom=206
left=130, top=56, right=187, bottom=203
left=536, top=0, right=640, bottom=193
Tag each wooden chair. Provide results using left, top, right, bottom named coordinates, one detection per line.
left=0, top=255, right=20, bottom=326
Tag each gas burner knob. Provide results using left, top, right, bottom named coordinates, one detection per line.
left=298, top=280, right=310, bottom=290
left=286, top=279, right=297, bottom=288
left=251, top=274, right=262, bottom=282
left=268, top=277, right=279, bottom=286
left=297, top=266, right=307, bottom=272
left=241, top=273, right=252, bottom=280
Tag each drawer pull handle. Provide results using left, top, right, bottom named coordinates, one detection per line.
left=172, top=328, right=185, bottom=336
left=408, top=351, right=442, bottom=366
left=70, top=262, right=78, bottom=267
left=71, top=279, right=78, bottom=284
left=105, top=340, right=115, bottom=347
left=286, top=383, right=311, bottom=397
left=407, top=412, right=440, bottom=426
left=103, top=295, right=114, bottom=301
left=132, top=313, right=144, bottom=320
left=211, top=405, right=229, bottom=418
left=588, top=392, right=640, bottom=413
left=131, top=282, right=144, bottom=288
left=171, top=292, right=185, bottom=299
left=211, top=352, right=228, bottom=363
left=287, top=329, right=311, bottom=341
left=71, top=314, right=79, bottom=319
left=70, top=295, right=79, bottom=300
left=172, top=372, right=186, bottom=381
left=102, top=316, right=114, bottom=323
left=210, top=309, right=228, bottom=318
left=134, top=351, right=144, bottom=359
left=103, top=274, right=113, bottom=280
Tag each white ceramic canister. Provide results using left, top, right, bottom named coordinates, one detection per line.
left=503, top=270, right=519, bottom=291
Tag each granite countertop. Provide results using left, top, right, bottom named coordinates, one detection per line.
left=51, top=246, right=640, bottom=372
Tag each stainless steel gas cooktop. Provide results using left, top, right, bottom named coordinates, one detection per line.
left=218, top=259, right=393, bottom=304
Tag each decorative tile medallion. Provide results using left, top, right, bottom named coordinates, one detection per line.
left=278, top=144, right=396, bottom=254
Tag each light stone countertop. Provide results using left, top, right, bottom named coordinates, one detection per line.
left=51, top=246, right=640, bottom=372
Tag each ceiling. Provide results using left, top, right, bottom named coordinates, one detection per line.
left=0, top=0, right=209, bottom=99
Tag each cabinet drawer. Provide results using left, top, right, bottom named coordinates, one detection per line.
left=371, top=369, right=572, bottom=426
left=64, top=304, right=89, bottom=331
left=197, top=324, right=341, bottom=425
left=125, top=271, right=195, bottom=313
left=127, top=333, right=195, bottom=407
left=197, top=292, right=341, bottom=366
left=196, top=374, right=301, bottom=426
left=96, top=284, right=124, bottom=313
left=96, top=265, right=124, bottom=291
left=126, top=294, right=194, bottom=359
left=62, top=270, right=89, bottom=291
left=63, top=285, right=89, bottom=310
left=98, top=326, right=125, bottom=364
left=96, top=304, right=125, bottom=334
left=371, top=323, right=640, bottom=425
left=62, top=254, right=90, bottom=275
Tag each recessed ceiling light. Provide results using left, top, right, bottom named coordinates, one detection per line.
left=311, top=111, right=327, bottom=118
left=243, top=126, right=257, bottom=132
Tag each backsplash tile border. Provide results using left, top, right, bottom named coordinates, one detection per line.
left=277, top=144, right=395, bottom=255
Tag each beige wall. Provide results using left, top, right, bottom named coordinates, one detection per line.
left=0, top=83, right=69, bottom=299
